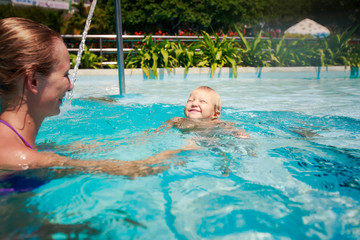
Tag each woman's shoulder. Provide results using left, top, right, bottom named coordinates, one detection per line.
left=0, top=146, right=39, bottom=170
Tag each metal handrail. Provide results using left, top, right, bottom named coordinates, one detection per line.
left=62, top=34, right=241, bottom=40
left=63, top=35, right=212, bottom=66
left=63, top=34, right=360, bottom=66
left=62, top=34, right=360, bottom=41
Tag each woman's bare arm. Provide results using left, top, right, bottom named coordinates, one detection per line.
left=35, top=148, right=185, bottom=177
left=0, top=146, right=187, bottom=178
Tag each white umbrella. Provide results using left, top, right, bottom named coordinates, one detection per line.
left=285, top=18, right=330, bottom=37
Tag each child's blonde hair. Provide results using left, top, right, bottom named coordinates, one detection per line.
left=195, top=86, right=222, bottom=112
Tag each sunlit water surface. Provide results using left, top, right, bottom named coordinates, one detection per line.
left=1, top=70, right=359, bottom=239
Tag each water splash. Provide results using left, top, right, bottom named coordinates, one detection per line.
left=68, top=0, right=98, bottom=99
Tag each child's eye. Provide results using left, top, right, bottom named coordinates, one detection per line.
left=200, top=100, right=207, bottom=103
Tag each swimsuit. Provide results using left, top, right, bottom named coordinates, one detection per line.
left=1, top=172, right=49, bottom=195
left=0, top=119, right=34, bottom=150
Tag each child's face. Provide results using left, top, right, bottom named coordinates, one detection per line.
left=184, top=89, right=220, bottom=120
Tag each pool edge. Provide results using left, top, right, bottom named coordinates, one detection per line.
left=71, top=66, right=349, bottom=76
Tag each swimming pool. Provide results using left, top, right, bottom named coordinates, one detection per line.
left=1, top=68, right=359, bottom=239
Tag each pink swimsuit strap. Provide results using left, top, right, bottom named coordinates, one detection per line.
left=0, top=120, right=34, bottom=150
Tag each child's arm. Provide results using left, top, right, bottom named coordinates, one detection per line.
left=153, top=117, right=183, bottom=133
left=229, top=128, right=250, bottom=139
left=221, top=121, right=250, bottom=139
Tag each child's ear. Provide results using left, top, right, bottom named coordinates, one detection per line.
left=213, top=109, right=221, bottom=119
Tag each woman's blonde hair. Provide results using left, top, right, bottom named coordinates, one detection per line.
left=0, top=17, right=63, bottom=97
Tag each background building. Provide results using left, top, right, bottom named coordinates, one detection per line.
left=6, top=0, right=90, bottom=11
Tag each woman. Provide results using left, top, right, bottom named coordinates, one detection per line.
left=0, top=18, right=184, bottom=175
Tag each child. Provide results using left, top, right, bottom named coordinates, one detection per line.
left=156, top=86, right=249, bottom=139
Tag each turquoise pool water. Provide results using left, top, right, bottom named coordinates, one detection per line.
left=1, top=70, right=359, bottom=239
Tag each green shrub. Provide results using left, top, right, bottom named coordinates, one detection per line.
left=70, top=46, right=105, bottom=69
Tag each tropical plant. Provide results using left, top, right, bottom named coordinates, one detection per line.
left=348, top=45, right=360, bottom=68
left=63, top=28, right=360, bottom=76
left=70, top=46, right=105, bottom=69
left=171, top=41, right=200, bottom=75
left=197, top=32, right=240, bottom=77
left=265, top=35, right=288, bottom=66
left=304, top=41, right=325, bottom=67
left=125, top=36, right=177, bottom=78
left=281, top=38, right=321, bottom=67
left=235, top=27, right=270, bottom=68
left=321, top=27, right=358, bottom=67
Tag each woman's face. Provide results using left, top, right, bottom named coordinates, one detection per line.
left=35, top=39, right=73, bottom=117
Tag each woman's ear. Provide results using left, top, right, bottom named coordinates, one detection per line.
left=24, top=71, right=38, bottom=94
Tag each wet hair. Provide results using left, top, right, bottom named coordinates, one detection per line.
left=194, top=86, right=222, bottom=111
left=0, top=17, right=63, bottom=98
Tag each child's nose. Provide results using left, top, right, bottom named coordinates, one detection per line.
left=191, top=100, right=199, bottom=106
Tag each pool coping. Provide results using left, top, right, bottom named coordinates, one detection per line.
left=71, top=66, right=350, bottom=76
